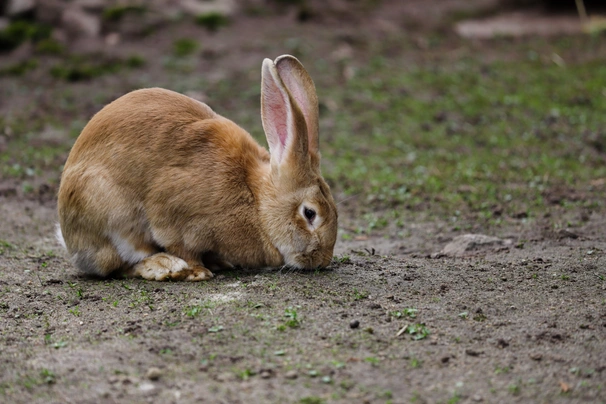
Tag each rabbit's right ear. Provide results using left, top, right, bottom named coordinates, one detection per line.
left=261, top=58, right=309, bottom=168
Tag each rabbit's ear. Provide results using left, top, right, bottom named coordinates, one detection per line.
left=261, top=57, right=309, bottom=167
left=274, top=55, right=319, bottom=156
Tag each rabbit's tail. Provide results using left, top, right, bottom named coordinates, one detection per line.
left=55, top=223, right=67, bottom=250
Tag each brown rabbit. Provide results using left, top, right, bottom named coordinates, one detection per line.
left=57, top=55, right=338, bottom=281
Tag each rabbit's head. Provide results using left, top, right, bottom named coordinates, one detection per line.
left=259, top=55, right=338, bottom=269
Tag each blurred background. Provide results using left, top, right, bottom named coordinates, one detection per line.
left=1, top=0, right=605, bottom=236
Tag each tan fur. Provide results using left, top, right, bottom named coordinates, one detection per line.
left=57, top=56, right=338, bottom=281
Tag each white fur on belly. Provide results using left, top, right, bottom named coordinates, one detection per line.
left=110, top=233, right=150, bottom=265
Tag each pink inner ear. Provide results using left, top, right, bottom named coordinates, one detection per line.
left=262, top=75, right=292, bottom=162
left=273, top=108, right=288, bottom=149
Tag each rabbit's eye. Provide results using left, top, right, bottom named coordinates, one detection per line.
left=304, top=207, right=316, bottom=223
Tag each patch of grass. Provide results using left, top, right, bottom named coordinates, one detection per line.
left=195, top=13, right=230, bottom=32
left=364, top=356, right=380, bottom=366
left=68, top=306, right=81, bottom=317
left=508, top=383, right=521, bottom=395
left=50, top=54, right=144, bottom=82
left=102, top=5, right=146, bottom=21
left=299, top=397, right=325, bottom=404
left=0, top=240, right=16, bottom=255
left=323, top=49, right=606, bottom=218
left=0, top=20, right=52, bottom=51
left=173, top=38, right=199, bottom=57
left=0, top=59, right=38, bottom=76
left=35, top=38, right=64, bottom=55
left=125, top=55, right=146, bottom=68
left=447, top=392, right=462, bottom=404
left=495, top=365, right=511, bottom=374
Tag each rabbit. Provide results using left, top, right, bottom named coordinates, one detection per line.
left=56, top=55, right=338, bottom=281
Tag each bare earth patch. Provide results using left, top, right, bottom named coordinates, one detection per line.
left=1, top=195, right=605, bottom=403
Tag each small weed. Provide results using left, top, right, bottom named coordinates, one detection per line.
left=508, top=383, right=521, bottom=395
left=0, top=240, right=16, bottom=255
left=447, top=392, right=462, bottom=404
left=364, top=356, right=380, bottom=366
left=208, top=325, right=224, bottom=333
left=52, top=340, right=68, bottom=349
left=334, top=255, right=351, bottom=264
left=392, top=308, right=417, bottom=319
left=458, top=311, right=469, bottom=319
left=351, top=288, right=369, bottom=300
left=281, top=307, right=301, bottom=329
left=237, top=368, right=255, bottom=380
left=402, top=323, right=430, bottom=340
left=409, top=357, right=422, bottom=368
left=68, top=307, right=81, bottom=317
left=185, top=305, right=203, bottom=318
left=40, top=369, right=55, bottom=384
left=495, top=365, right=511, bottom=374
left=561, top=274, right=570, bottom=281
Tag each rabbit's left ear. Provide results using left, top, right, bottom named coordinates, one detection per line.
left=261, top=57, right=309, bottom=168
left=274, top=55, right=319, bottom=156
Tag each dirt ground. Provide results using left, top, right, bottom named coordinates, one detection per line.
left=1, top=1, right=606, bottom=403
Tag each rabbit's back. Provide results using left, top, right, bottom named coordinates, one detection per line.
left=57, top=87, right=273, bottom=276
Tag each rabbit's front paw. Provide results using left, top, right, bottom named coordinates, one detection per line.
left=131, top=253, right=213, bottom=281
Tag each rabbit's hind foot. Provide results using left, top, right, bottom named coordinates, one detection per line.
left=128, top=253, right=214, bottom=281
